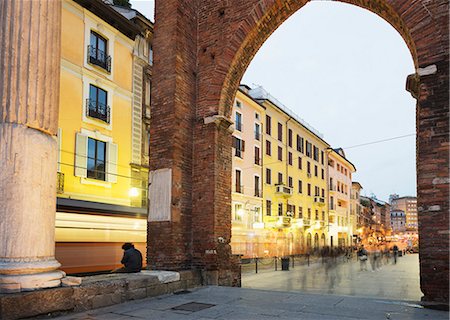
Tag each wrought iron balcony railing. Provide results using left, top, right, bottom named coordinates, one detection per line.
left=87, top=45, right=111, bottom=72
left=86, top=99, right=110, bottom=123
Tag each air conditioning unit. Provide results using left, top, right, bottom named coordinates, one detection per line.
left=275, top=185, right=292, bottom=197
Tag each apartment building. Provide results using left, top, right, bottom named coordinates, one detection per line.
left=389, top=195, right=418, bottom=230
left=391, top=210, right=407, bottom=232
left=327, top=148, right=356, bottom=247
left=56, top=0, right=152, bottom=273
left=251, top=86, right=329, bottom=255
left=231, top=87, right=265, bottom=257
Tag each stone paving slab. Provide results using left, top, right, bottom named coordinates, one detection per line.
left=51, top=286, right=448, bottom=320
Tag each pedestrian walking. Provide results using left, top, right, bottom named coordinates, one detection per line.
left=392, top=245, right=399, bottom=264
left=357, top=245, right=368, bottom=271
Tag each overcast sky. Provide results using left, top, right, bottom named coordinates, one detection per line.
left=130, top=1, right=416, bottom=202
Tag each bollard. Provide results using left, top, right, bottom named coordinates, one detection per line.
left=255, top=257, right=258, bottom=274
left=275, top=256, right=278, bottom=271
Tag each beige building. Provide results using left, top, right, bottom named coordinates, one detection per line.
left=390, top=195, right=418, bottom=230
left=231, top=86, right=265, bottom=257
left=350, top=182, right=363, bottom=242
left=391, top=210, right=407, bottom=232
left=327, top=148, right=356, bottom=247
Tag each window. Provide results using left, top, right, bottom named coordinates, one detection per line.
left=87, top=84, right=109, bottom=123
left=255, top=112, right=260, bottom=120
left=307, top=183, right=311, bottom=196
left=307, top=208, right=311, bottom=219
left=254, top=176, right=260, bottom=197
left=266, top=140, right=271, bottom=156
left=266, top=115, right=271, bottom=135
left=278, top=146, right=283, bottom=161
left=288, top=176, right=293, bottom=188
left=235, top=170, right=242, bottom=193
left=266, top=168, right=271, bottom=184
left=278, top=172, right=283, bottom=185
left=298, top=157, right=302, bottom=170
left=322, top=211, right=325, bottom=220
left=287, top=204, right=295, bottom=217
left=297, top=135, right=304, bottom=153
left=277, top=122, right=283, bottom=141
left=288, top=129, right=293, bottom=147
left=306, top=141, right=312, bottom=157
left=87, top=138, right=106, bottom=180
left=254, top=123, right=261, bottom=141
left=88, top=31, right=111, bottom=72
left=307, top=161, right=311, bottom=174
left=321, top=151, right=324, bottom=165
left=315, top=210, right=319, bottom=220
left=288, top=152, right=293, bottom=165
left=298, top=207, right=303, bottom=218
left=236, top=100, right=242, bottom=108
left=232, top=136, right=245, bottom=158
left=298, top=180, right=303, bottom=193
left=313, top=146, right=319, bottom=161
left=314, top=165, right=318, bottom=177
left=254, top=146, right=261, bottom=165
left=315, top=186, right=320, bottom=196
left=321, top=168, right=324, bottom=180
left=266, top=200, right=272, bottom=216
left=322, top=188, right=325, bottom=197
left=278, top=203, right=283, bottom=216
left=235, top=112, right=242, bottom=131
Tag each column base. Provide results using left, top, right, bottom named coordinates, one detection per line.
left=0, top=270, right=65, bottom=293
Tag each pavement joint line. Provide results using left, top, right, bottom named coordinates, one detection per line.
left=333, top=297, right=345, bottom=306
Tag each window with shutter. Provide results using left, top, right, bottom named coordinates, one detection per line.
left=75, top=133, right=88, bottom=178
left=106, top=142, right=118, bottom=183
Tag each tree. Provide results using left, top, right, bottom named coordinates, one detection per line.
left=113, top=0, right=132, bottom=8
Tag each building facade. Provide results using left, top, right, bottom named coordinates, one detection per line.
left=230, top=87, right=265, bottom=257
left=391, top=210, right=407, bottom=232
left=327, top=148, right=356, bottom=247
left=389, top=195, right=418, bottom=231
left=56, top=0, right=152, bottom=273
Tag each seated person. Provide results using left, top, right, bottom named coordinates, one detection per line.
left=112, top=243, right=143, bottom=273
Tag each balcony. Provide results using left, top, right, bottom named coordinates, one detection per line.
left=274, top=216, right=291, bottom=228
left=302, top=218, right=311, bottom=227
left=87, top=45, right=111, bottom=72
left=314, top=197, right=326, bottom=206
left=275, top=184, right=292, bottom=197
left=57, top=172, right=64, bottom=194
left=86, top=99, right=110, bottom=123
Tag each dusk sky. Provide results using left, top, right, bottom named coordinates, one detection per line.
left=130, top=0, right=417, bottom=202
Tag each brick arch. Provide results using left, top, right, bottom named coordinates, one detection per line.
left=217, top=0, right=444, bottom=116
left=150, top=0, right=448, bottom=307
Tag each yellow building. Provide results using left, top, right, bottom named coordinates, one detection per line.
left=231, top=86, right=330, bottom=257
left=56, top=0, right=152, bottom=273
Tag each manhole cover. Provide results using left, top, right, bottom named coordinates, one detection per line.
left=172, top=302, right=215, bottom=312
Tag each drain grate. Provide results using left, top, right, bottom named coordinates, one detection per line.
left=172, top=302, right=215, bottom=312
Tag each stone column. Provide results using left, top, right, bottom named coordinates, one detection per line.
left=0, top=0, right=63, bottom=293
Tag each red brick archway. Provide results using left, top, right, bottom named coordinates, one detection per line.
left=149, top=0, right=448, bottom=306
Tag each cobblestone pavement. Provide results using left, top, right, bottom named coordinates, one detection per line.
left=53, top=285, right=448, bottom=320
left=242, top=253, right=422, bottom=301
